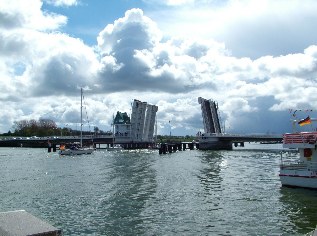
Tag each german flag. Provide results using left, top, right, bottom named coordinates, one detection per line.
left=298, top=116, right=311, bottom=126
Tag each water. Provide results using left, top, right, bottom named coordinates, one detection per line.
left=1, top=146, right=317, bottom=235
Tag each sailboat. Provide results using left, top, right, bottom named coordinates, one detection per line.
left=59, top=88, right=94, bottom=155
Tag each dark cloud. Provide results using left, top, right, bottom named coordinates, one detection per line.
left=185, top=42, right=209, bottom=59
left=0, top=33, right=28, bottom=57
left=32, top=53, right=95, bottom=96
left=0, top=12, right=24, bottom=29
left=98, top=64, right=193, bottom=93
left=227, top=96, right=290, bottom=134
left=156, top=50, right=171, bottom=67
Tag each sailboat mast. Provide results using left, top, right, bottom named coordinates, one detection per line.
left=112, top=114, right=115, bottom=146
left=154, top=118, right=157, bottom=145
left=80, top=88, right=83, bottom=148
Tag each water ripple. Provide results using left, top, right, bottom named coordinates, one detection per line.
left=0, top=147, right=316, bottom=235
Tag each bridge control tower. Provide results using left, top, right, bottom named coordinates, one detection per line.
left=198, top=97, right=222, bottom=134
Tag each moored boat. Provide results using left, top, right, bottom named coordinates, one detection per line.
left=280, top=124, right=317, bottom=188
left=59, top=142, right=94, bottom=155
left=59, top=88, right=94, bottom=156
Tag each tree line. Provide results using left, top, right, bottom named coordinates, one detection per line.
left=1, top=119, right=195, bottom=140
left=1, top=119, right=106, bottom=137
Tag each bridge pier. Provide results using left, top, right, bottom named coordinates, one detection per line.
left=234, top=142, right=245, bottom=147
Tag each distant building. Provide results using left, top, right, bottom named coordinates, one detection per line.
left=113, top=100, right=158, bottom=142
left=113, top=111, right=131, bottom=139
left=198, top=97, right=222, bottom=134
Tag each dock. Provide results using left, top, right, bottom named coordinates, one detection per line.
left=0, top=210, right=61, bottom=236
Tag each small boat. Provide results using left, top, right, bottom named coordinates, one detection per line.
left=280, top=116, right=317, bottom=188
left=59, top=142, right=94, bottom=155
left=59, top=88, right=94, bottom=156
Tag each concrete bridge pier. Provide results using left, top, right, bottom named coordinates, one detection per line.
left=234, top=142, right=245, bottom=147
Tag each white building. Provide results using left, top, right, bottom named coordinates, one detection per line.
left=113, top=111, right=131, bottom=140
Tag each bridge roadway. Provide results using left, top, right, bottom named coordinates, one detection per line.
left=0, top=134, right=283, bottom=148
left=0, top=135, right=113, bottom=148
left=0, top=135, right=153, bottom=148
left=216, top=134, right=283, bottom=143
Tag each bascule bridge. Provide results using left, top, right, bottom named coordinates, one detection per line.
left=197, top=97, right=282, bottom=150
left=198, top=97, right=222, bottom=134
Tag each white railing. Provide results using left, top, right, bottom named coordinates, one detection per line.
left=280, top=160, right=317, bottom=171
left=283, top=132, right=317, bottom=144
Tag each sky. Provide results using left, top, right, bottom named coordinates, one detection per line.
left=1, top=0, right=317, bottom=136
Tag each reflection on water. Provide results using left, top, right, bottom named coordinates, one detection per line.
left=279, top=187, right=317, bottom=234
left=197, top=151, right=224, bottom=206
left=102, top=151, right=158, bottom=235
left=0, top=147, right=316, bottom=235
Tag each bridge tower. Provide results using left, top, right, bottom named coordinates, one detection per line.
left=197, top=97, right=231, bottom=150
left=198, top=97, right=222, bottom=134
left=130, top=99, right=158, bottom=142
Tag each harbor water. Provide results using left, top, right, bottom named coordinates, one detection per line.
left=1, top=145, right=317, bottom=235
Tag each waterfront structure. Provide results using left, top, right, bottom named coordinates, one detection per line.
left=198, top=97, right=232, bottom=150
left=111, top=99, right=158, bottom=144
left=198, top=97, right=221, bottom=134
left=143, top=104, right=158, bottom=141
left=113, top=111, right=131, bottom=140
left=130, top=100, right=147, bottom=141
left=280, top=117, right=317, bottom=188
left=0, top=210, right=62, bottom=235
left=130, top=99, right=158, bottom=142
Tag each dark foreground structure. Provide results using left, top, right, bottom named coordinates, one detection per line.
left=0, top=210, right=62, bottom=236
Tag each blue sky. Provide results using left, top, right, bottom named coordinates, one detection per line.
left=43, top=0, right=147, bottom=46
left=1, top=0, right=317, bottom=135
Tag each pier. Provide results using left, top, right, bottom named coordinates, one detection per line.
left=0, top=210, right=61, bottom=236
